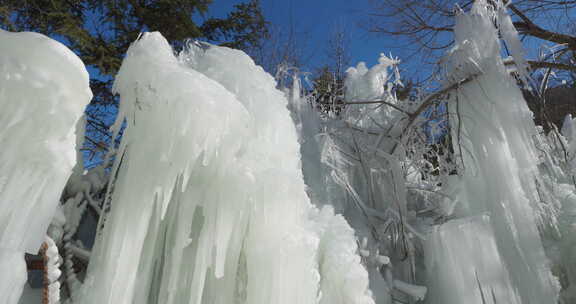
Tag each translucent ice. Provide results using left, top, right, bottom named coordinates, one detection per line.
left=0, top=30, right=91, bottom=303
left=79, top=33, right=373, bottom=304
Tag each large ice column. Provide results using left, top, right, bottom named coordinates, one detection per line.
left=427, top=2, right=559, bottom=303
left=78, top=33, right=251, bottom=304
left=0, top=30, right=91, bottom=302
left=183, top=43, right=373, bottom=304
left=79, top=33, right=373, bottom=304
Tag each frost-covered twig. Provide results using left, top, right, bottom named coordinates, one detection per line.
left=393, top=280, right=427, bottom=301
left=84, top=190, right=102, bottom=216
left=42, top=237, right=61, bottom=304
left=391, top=74, right=480, bottom=154
left=358, top=238, right=427, bottom=301
left=61, top=224, right=85, bottom=303
left=343, top=99, right=411, bottom=116
left=66, top=244, right=90, bottom=263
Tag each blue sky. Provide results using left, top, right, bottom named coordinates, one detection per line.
left=205, top=1, right=572, bottom=85
left=207, top=0, right=402, bottom=75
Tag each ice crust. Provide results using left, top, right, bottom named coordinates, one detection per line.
left=0, top=30, right=91, bottom=303
left=78, top=33, right=373, bottom=304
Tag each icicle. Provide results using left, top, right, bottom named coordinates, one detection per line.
left=497, top=1, right=531, bottom=87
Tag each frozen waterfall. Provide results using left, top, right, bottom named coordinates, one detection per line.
left=78, top=33, right=373, bottom=304
left=426, top=2, right=560, bottom=304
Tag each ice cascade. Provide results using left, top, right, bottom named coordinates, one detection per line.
left=78, top=33, right=373, bottom=304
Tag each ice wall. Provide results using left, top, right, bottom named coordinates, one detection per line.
left=79, top=33, right=373, bottom=304
left=427, top=2, right=559, bottom=303
left=0, top=30, right=91, bottom=303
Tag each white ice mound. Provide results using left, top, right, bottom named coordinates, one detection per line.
left=80, top=32, right=373, bottom=304
left=344, top=54, right=401, bottom=102
left=0, top=29, right=91, bottom=303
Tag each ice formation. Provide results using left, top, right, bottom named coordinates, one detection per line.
left=78, top=33, right=373, bottom=304
left=6, top=2, right=576, bottom=303
left=44, top=236, right=62, bottom=304
left=0, top=30, right=91, bottom=303
left=428, top=2, right=559, bottom=303
left=286, top=75, right=347, bottom=211
left=344, top=54, right=401, bottom=102
left=309, top=51, right=433, bottom=304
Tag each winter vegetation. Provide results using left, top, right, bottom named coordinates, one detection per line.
left=2, top=0, right=576, bottom=303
